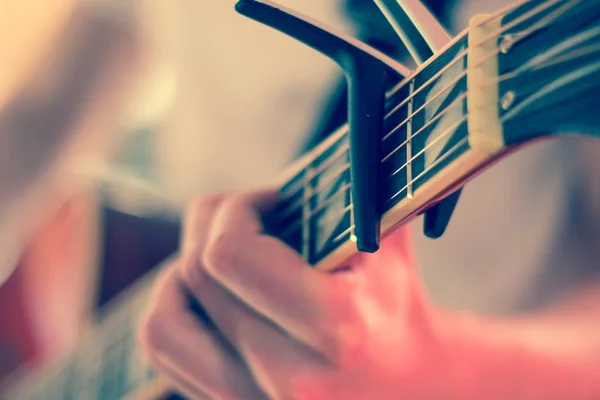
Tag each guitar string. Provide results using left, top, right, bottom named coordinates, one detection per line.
left=6, top=0, right=580, bottom=397
left=275, top=0, right=575, bottom=207
left=270, top=0, right=579, bottom=226
left=274, top=35, right=597, bottom=242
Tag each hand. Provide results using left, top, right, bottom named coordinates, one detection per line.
left=139, top=190, right=450, bottom=399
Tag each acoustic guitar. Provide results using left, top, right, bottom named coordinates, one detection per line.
left=2, top=0, right=600, bottom=398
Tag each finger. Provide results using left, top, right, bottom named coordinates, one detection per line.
left=198, top=192, right=369, bottom=364
left=139, top=266, right=266, bottom=399
left=181, top=259, right=328, bottom=399
left=198, top=232, right=364, bottom=364
left=185, top=190, right=336, bottom=329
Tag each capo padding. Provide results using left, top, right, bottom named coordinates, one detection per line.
left=235, top=0, right=410, bottom=252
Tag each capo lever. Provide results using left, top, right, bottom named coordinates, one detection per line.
left=423, top=188, right=462, bottom=238
left=235, top=0, right=410, bottom=252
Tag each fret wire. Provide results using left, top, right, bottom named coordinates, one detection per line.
left=406, top=79, right=415, bottom=199
left=381, top=90, right=468, bottom=164
left=274, top=0, right=573, bottom=225
left=388, top=115, right=469, bottom=180
left=381, top=93, right=472, bottom=176
left=387, top=136, right=469, bottom=205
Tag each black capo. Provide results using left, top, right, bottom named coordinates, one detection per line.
left=236, top=0, right=410, bottom=253
left=236, top=0, right=460, bottom=249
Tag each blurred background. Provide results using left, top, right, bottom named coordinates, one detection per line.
left=0, top=0, right=599, bottom=398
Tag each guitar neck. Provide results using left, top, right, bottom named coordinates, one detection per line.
left=268, top=0, right=600, bottom=273
left=4, top=0, right=600, bottom=398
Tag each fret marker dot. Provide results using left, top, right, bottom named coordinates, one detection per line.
left=350, top=235, right=358, bottom=243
